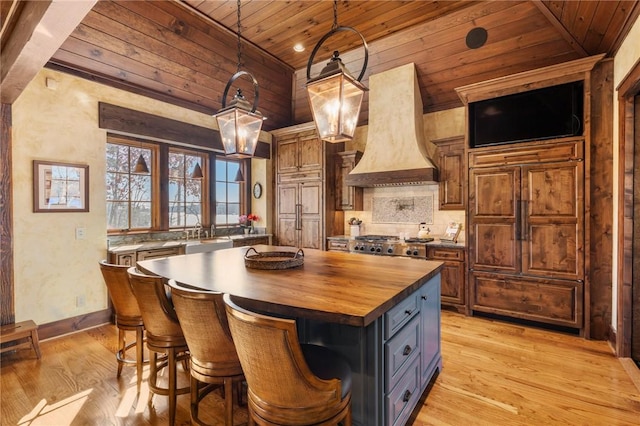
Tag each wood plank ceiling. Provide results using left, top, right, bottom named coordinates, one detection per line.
left=42, top=1, right=640, bottom=131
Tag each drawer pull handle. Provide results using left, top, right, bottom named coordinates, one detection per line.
left=421, top=295, right=428, bottom=300
left=402, top=390, right=412, bottom=402
left=402, top=345, right=412, bottom=356
left=404, top=309, right=413, bottom=316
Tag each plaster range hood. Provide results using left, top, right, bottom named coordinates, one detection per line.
left=345, top=63, right=438, bottom=187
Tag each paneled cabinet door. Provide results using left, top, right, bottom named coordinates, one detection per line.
left=468, top=166, right=520, bottom=274
left=433, top=136, right=465, bottom=210
left=336, top=151, right=363, bottom=211
left=276, top=130, right=323, bottom=174
left=276, top=180, right=322, bottom=249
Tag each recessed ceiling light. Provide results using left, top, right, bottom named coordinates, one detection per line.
left=293, top=43, right=305, bottom=52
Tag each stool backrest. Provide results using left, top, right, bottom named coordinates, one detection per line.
left=223, top=294, right=342, bottom=414
left=99, top=260, right=141, bottom=319
left=126, top=267, right=182, bottom=339
left=168, top=281, right=241, bottom=375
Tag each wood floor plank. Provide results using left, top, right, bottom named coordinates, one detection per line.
left=2, top=311, right=639, bottom=425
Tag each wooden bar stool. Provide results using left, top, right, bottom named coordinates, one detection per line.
left=223, top=294, right=352, bottom=426
left=127, top=267, right=190, bottom=426
left=0, top=320, right=41, bottom=359
left=99, top=260, right=146, bottom=392
left=168, top=280, right=245, bottom=426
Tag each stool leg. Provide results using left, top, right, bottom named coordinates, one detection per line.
left=30, top=329, right=41, bottom=359
left=135, top=327, right=144, bottom=393
left=169, top=348, right=177, bottom=426
left=117, top=328, right=126, bottom=378
left=148, top=351, right=158, bottom=405
left=224, top=378, right=234, bottom=426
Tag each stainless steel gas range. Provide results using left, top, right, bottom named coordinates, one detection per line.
left=348, top=234, right=434, bottom=258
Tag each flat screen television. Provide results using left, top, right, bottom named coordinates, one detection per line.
left=468, top=81, right=584, bottom=148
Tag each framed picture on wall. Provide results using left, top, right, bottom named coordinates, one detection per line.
left=33, top=160, right=89, bottom=212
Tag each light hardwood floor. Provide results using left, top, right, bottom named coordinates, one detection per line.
left=2, top=311, right=639, bottom=425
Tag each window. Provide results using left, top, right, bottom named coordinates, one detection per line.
left=215, top=159, right=243, bottom=226
left=106, top=139, right=157, bottom=231
left=168, top=149, right=207, bottom=228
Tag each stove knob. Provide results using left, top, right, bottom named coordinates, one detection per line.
left=359, top=246, right=365, bottom=251
left=412, top=250, right=419, bottom=256
left=387, top=247, right=394, bottom=254
left=406, top=249, right=412, bottom=255
left=375, top=247, right=382, bottom=253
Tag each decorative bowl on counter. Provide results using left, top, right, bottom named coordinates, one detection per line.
left=244, top=247, right=304, bottom=270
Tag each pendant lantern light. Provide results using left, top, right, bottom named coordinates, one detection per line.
left=234, top=168, right=245, bottom=182
left=306, top=0, right=368, bottom=143
left=191, top=162, right=203, bottom=179
left=213, top=0, right=265, bottom=158
left=133, top=153, right=149, bottom=174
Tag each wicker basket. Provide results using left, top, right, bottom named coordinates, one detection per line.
left=244, top=247, right=304, bottom=270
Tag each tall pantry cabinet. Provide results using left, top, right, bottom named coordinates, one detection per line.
left=456, top=55, right=606, bottom=336
left=272, top=123, right=343, bottom=250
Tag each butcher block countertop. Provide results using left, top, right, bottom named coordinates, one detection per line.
left=137, top=245, right=443, bottom=327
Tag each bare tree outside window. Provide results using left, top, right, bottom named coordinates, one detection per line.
left=106, top=142, right=153, bottom=231
left=169, top=150, right=205, bottom=228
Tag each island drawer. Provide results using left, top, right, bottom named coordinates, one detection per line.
left=385, top=315, right=420, bottom=392
left=386, top=354, right=421, bottom=426
left=384, top=291, right=418, bottom=339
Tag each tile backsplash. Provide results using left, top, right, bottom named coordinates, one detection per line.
left=344, top=184, right=465, bottom=241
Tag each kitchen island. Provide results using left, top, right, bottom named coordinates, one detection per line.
left=138, top=245, right=443, bottom=426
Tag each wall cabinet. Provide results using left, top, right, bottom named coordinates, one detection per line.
left=427, top=246, right=466, bottom=313
left=272, top=123, right=343, bottom=250
left=336, top=151, right=363, bottom=211
left=432, top=136, right=465, bottom=210
left=468, top=139, right=584, bottom=329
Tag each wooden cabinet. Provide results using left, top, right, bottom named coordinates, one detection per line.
left=276, top=128, right=323, bottom=175
left=109, top=246, right=183, bottom=265
left=468, top=139, right=584, bottom=329
left=336, top=151, right=363, bottom=211
left=232, top=236, right=270, bottom=248
left=433, top=136, right=465, bottom=210
left=272, top=123, right=343, bottom=250
left=327, top=237, right=349, bottom=252
left=427, top=246, right=466, bottom=313
left=111, top=251, right=136, bottom=266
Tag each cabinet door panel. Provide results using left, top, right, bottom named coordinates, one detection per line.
left=440, top=262, right=465, bottom=305
left=300, top=182, right=321, bottom=215
left=277, top=217, right=298, bottom=247
left=299, top=134, right=323, bottom=171
left=469, top=167, right=519, bottom=272
left=522, top=162, right=583, bottom=280
left=278, top=184, right=298, bottom=215
left=440, top=150, right=464, bottom=209
left=277, top=139, right=299, bottom=174
left=300, top=218, right=321, bottom=249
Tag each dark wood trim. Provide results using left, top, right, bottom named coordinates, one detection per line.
left=98, top=102, right=271, bottom=160
left=616, top=57, right=640, bottom=358
left=38, top=309, right=112, bottom=341
left=531, top=0, right=589, bottom=57
left=344, top=168, right=438, bottom=187
left=0, top=103, right=14, bottom=326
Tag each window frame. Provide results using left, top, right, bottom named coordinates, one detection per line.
left=214, top=158, right=247, bottom=228
left=167, top=147, right=210, bottom=230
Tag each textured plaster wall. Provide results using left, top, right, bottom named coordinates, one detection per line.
left=12, top=68, right=271, bottom=325
left=610, top=16, right=640, bottom=331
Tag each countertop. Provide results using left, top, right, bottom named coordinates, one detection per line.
left=108, top=234, right=272, bottom=253
left=137, top=245, right=443, bottom=327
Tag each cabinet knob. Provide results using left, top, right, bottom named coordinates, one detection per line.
left=421, top=295, right=428, bottom=301
left=402, top=345, right=412, bottom=356
left=402, top=390, right=412, bottom=402
left=404, top=309, right=413, bottom=316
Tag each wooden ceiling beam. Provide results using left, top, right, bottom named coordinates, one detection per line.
left=531, top=0, right=589, bottom=57
left=0, top=0, right=97, bottom=104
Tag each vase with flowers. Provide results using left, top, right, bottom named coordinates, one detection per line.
left=239, top=213, right=260, bottom=234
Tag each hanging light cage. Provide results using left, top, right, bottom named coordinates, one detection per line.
left=214, top=70, right=265, bottom=158
left=306, top=26, right=369, bottom=143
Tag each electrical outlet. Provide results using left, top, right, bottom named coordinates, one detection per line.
left=76, top=294, right=86, bottom=308
left=75, top=227, right=86, bottom=240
